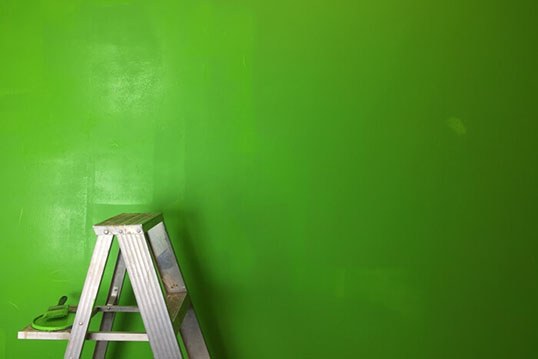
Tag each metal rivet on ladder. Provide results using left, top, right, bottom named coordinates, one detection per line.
left=119, top=230, right=123, bottom=234
left=79, top=322, right=83, bottom=326
left=104, top=230, right=109, bottom=234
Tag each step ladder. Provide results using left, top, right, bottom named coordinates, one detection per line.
left=18, top=213, right=211, bottom=359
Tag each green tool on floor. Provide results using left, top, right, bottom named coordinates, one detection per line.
left=32, top=296, right=75, bottom=331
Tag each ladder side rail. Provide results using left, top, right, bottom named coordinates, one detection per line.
left=64, top=234, right=114, bottom=359
left=117, top=232, right=183, bottom=359
left=146, top=221, right=186, bottom=294
left=93, top=250, right=127, bottom=359
left=148, top=220, right=211, bottom=357
left=180, top=306, right=211, bottom=359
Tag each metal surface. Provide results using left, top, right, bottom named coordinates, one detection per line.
left=93, top=213, right=164, bottom=235
left=167, top=293, right=190, bottom=333
left=94, top=251, right=127, bottom=359
left=180, top=306, right=211, bottom=359
left=64, top=234, right=113, bottom=359
left=87, top=331, right=148, bottom=342
left=95, top=306, right=139, bottom=313
left=18, top=325, right=149, bottom=342
left=117, top=232, right=183, bottom=358
left=147, top=221, right=186, bottom=293
left=18, top=325, right=72, bottom=341
left=67, top=305, right=139, bottom=313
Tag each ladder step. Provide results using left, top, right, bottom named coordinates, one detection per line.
left=18, top=325, right=148, bottom=342
left=88, top=331, right=148, bottom=342
left=95, top=305, right=139, bottom=313
left=93, top=213, right=163, bottom=235
left=167, top=292, right=190, bottom=333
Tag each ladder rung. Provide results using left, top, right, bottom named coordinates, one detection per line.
left=167, top=292, right=190, bottom=333
left=95, top=305, right=139, bottom=313
left=69, top=305, right=139, bottom=315
left=88, top=331, right=148, bottom=342
left=18, top=325, right=148, bottom=342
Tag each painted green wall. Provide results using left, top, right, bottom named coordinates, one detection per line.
left=1, top=0, right=537, bottom=358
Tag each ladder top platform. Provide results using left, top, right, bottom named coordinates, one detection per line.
left=93, top=213, right=163, bottom=235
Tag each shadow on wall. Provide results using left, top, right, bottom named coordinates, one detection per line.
left=168, top=209, right=231, bottom=358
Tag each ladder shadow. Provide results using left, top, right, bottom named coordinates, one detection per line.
left=169, top=209, right=231, bottom=358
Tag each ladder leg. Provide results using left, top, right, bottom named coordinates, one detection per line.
left=147, top=221, right=186, bottom=294
left=65, top=234, right=114, bottom=359
left=117, top=232, right=182, bottom=359
left=93, top=250, right=127, bottom=359
left=180, top=306, right=211, bottom=359
left=148, top=221, right=211, bottom=357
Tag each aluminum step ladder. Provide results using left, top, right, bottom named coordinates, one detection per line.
left=18, top=213, right=211, bottom=359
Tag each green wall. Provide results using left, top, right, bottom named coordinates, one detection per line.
left=1, top=0, right=537, bottom=358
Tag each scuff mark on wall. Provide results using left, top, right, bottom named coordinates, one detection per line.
left=7, top=301, right=19, bottom=311
left=447, top=117, right=467, bottom=135
left=17, top=208, right=24, bottom=228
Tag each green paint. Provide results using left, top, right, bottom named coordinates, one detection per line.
left=1, top=0, right=537, bottom=358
